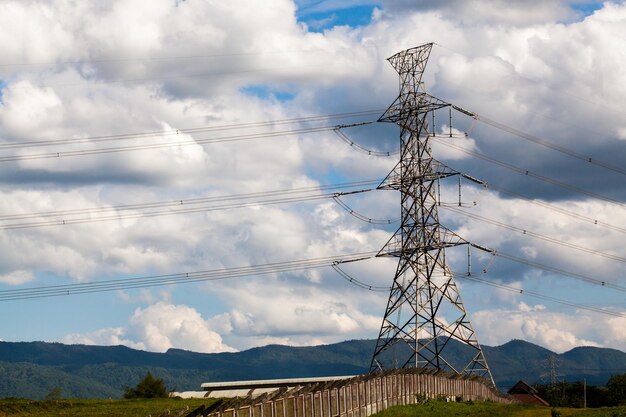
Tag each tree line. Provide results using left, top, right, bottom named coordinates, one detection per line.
left=535, top=372, right=626, bottom=408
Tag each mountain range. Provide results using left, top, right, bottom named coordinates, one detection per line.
left=1, top=339, right=625, bottom=399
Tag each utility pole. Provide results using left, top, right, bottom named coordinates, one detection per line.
left=369, top=43, right=494, bottom=385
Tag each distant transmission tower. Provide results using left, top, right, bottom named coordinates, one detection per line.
left=369, top=43, right=494, bottom=385
left=549, top=354, right=560, bottom=385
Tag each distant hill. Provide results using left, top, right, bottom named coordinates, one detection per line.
left=0, top=339, right=624, bottom=399
left=483, top=339, right=557, bottom=389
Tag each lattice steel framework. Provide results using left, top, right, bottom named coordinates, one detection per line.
left=369, top=43, right=494, bottom=385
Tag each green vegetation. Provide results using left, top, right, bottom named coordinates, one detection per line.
left=372, top=401, right=626, bottom=417
left=2, top=398, right=625, bottom=417
left=607, top=373, right=626, bottom=406
left=0, top=397, right=217, bottom=417
left=536, top=373, right=626, bottom=408
left=537, top=382, right=608, bottom=408
left=123, top=372, right=168, bottom=399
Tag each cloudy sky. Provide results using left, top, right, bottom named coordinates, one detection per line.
left=0, top=0, right=625, bottom=358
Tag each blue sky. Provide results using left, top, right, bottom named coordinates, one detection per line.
left=296, top=2, right=378, bottom=31
left=570, top=0, right=604, bottom=15
left=240, top=84, right=296, bottom=101
left=0, top=0, right=624, bottom=358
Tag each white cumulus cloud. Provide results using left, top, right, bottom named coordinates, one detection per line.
left=64, top=301, right=234, bottom=353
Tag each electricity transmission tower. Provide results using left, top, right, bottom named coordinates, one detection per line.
left=369, top=43, right=494, bottom=385
left=541, top=354, right=561, bottom=385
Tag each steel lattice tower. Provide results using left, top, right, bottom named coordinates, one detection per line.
left=370, top=43, right=494, bottom=385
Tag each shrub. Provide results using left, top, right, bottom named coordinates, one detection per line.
left=123, top=372, right=168, bottom=399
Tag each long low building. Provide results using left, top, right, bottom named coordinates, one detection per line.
left=173, top=375, right=356, bottom=399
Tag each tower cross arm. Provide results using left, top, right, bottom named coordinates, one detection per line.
left=378, top=93, right=450, bottom=124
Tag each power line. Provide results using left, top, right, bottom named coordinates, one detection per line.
left=0, top=252, right=378, bottom=302
left=332, top=193, right=399, bottom=225
left=0, top=46, right=369, bottom=69
left=379, top=267, right=626, bottom=318
left=0, top=110, right=382, bottom=151
left=0, top=180, right=381, bottom=230
left=333, top=128, right=399, bottom=157
left=13, top=60, right=377, bottom=90
left=483, top=183, right=626, bottom=234
left=492, top=250, right=626, bottom=293
left=0, top=124, right=356, bottom=163
left=431, top=136, right=625, bottom=207
left=465, top=110, right=626, bottom=176
left=455, top=273, right=626, bottom=318
left=0, top=179, right=378, bottom=220
left=5, top=248, right=620, bottom=321
left=7, top=186, right=621, bottom=294
left=331, top=263, right=390, bottom=292
left=447, top=206, right=626, bottom=263
left=0, top=118, right=385, bottom=164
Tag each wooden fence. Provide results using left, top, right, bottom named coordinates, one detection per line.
left=185, top=368, right=513, bottom=417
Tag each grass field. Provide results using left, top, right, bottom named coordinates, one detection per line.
left=2, top=398, right=626, bottom=417
left=372, top=401, right=626, bottom=417
left=0, top=397, right=217, bottom=417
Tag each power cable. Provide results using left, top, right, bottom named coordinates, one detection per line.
left=0, top=179, right=379, bottom=220
left=0, top=180, right=381, bottom=230
left=483, top=183, right=626, bottom=234
left=447, top=206, right=626, bottom=263
left=333, top=128, right=399, bottom=157
left=332, top=193, right=400, bottom=225
left=372, top=265, right=625, bottom=318
left=3, top=248, right=623, bottom=320
left=492, top=250, right=626, bottom=293
left=14, top=60, right=377, bottom=89
left=331, top=263, right=390, bottom=292
left=0, top=252, right=379, bottom=301
left=455, top=273, right=626, bottom=319
left=0, top=119, right=387, bottom=163
left=0, top=46, right=372, bottom=69
left=0, top=193, right=325, bottom=230
left=0, top=124, right=363, bottom=163
left=431, top=136, right=625, bottom=207
left=0, top=110, right=383, bottom=151
left=450, top=105, right=626, bottom=176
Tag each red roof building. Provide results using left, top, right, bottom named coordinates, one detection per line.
left=507, top=380, right=550, bottom=406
